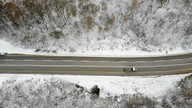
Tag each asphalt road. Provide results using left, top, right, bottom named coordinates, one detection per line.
left=0, top=53, right=192, bottom=76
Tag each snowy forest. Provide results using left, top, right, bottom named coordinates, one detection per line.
left=0, top=74, right=192, bottom=108
left=0, top=0, right=192, bottom=107
left=0, top=0, right=192, bottom=53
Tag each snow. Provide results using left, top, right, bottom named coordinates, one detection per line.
left=0, top=38, right=191, bottom=99
left=0, top=0, right=192, bottom=107
left=0, top=40, right=34, bottom=54
left=1, top=39, right=192, bottom=57
left=0, top=73, right=190, bottom=98
left=1, top=0, right=192, bottom=55
left=56, top=74, right=190, bottom=98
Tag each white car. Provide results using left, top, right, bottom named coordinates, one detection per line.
left=123, top=67, right=138, bottom=72
left=0, top=52, right=8, bottom=56
left=131, top=67, right=137, bottom=72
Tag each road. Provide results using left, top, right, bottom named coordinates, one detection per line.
left=0, top=53, right=192, bottom=76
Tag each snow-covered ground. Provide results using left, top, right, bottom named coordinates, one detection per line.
left=0, top=73, right=191, bottom=107
left=1, top=39, right=192, bottom=57
left=0, top=40, right=34, bottom=54
left=0, top=73, right=190, bottom=99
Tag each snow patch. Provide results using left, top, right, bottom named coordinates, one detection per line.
left=0, top=40, right=34, bottom=54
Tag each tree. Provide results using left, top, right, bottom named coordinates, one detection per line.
left=3, top=2, right=23, bottom=26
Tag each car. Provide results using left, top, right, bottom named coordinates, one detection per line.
left=131, top=67, right=137, bottom=72
left=123, top=67, right=138, bottom=72
left=0, top=52, right=8, bottom=56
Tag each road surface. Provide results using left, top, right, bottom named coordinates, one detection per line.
left=0, top=53, right=192, bottom=76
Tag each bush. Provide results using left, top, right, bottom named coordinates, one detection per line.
left=158, top=0, right=167, bottom=5
left=125, top=94, right=157, bottom=108
left=82, top=3, right=99, bottom=15
left=185, top=25, right=192, bottom=36
left=161, top=97, right=171, bottom=108
left=49, top=30, right=63, bottom=39
left=162, top=74, right=192, bottom=107
left=107, top=15, right=116, bottom=26
left=90, top=85, right=100, bottom=99
left=83, top=16, right=94, bottom=29
left=178, top=74, right=192, bottom=100
left=66, top=5, right=77, bottom=17
left=22, top=35, right=30, bottom=43
left=130, top=0, right=138, bottom=10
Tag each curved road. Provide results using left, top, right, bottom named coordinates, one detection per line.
left=0, top=53, right=192, bottom=76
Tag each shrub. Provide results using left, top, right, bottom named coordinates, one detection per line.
left=130, top=0, right=138, bottom=10
left=107, top=15, right=116, bottom=26
left=158, top=0, right=167, bottom=5
left=83, top=16, right=94, bottom=29
left=22, top=35, right=30, bottom=43
left=49, top=30, right=63, bottom=39
left=185, top=25, right=192, bottom=36
left=90, top=85, right=100, bottom=99
left=84, top=3, right=99, bottom=15
left=23, top=0, right=45, bottom=19
left=178, top=74, right=192, bottom=99
left=66, top=5, right=77, bottom=17
left=101, top=1, right=107, bottom=12
left=123, top=14, right=129, bottom=22
left=125, top=94, right=157, bottom=108
left=162, top=74, right=192, bottom=107
left=184, top=0, right=191, bottom=6
left=161, top=97, right=171, bottom=108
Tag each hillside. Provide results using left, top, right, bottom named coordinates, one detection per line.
left=0, top=0, right=192, bottom=54
left=0, top=74, right=191, bottom=108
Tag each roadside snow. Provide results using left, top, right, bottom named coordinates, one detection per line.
left=0, top=39, right=192, bottom=57
left=0, top=40, right=34, bottom=54
left=0, top=73, right=190, bottom=98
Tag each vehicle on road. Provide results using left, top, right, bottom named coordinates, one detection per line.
left=0, top=52, right=8, bottom=56
left=131, top=67, right=137, bottom=72
left=124, top=67, right=137, bottom=72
